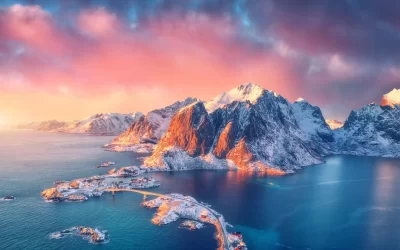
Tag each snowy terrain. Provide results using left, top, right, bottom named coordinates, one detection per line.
left=15, top=112, right=142, bottom=135
left=143, top=193, right=247, bottom=250
left=334, top=101, right=400, bottom=157
left=41, top=166, right=159, bottom=202
left=144, top=83, right=324, bottom=173
left=56, top=112, right=143, bottom=135
left=106, top=98, right=198, bottom=152
left=204, top=82, right=266, bottom=112
left=140, top=85, right=400, bottom=173
left=50, top=227, right=108, bottom=244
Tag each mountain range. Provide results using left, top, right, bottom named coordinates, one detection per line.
left=108, top=84, right=400, bottom=174
left=15, top=112, right=143, bottom=136
left=17, top=84, right=400, bottom=174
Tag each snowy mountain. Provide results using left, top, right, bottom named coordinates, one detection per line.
left=15, top=120, right=67, bottom=131
left=106, top=98, right=199, bottom=152
left=381, top=88, right=400, bottom=108
left=334, top=101, right=400, bottom=157
left=292, top=98, right=335, bottom=155
left=144, top=84, right=324, bottom=173
left=325, top=120, right=344, bottom=130
left=56, top=112, right=143, bottom=135
left=204, top=83, right=266, bottom=112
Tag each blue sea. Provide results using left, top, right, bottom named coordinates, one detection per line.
left=1, top=130, right=400, bottom=250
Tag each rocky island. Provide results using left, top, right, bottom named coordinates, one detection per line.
left=95, top=161, right=115, bottom=168
left=1, top=196, right=16, bottom=201
left=41, top=166, right=160, bottom=202
left=50, top=226, right=108, bottom=244
left=143, top=193, right=247, bottom=250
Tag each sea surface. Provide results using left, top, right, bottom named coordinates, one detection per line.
left=1, top=130, right=400, bottom=250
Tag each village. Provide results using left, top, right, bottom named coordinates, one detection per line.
left=41, top=166, right=160, bottom=202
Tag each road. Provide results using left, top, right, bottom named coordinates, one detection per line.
left=104, top=188, right=232, bottom=250
left=104, top=188, right=162, bottom=197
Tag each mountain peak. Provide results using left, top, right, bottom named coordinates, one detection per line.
left=205, top=82, right=265, bottom=112
left=295, top=97, right=306, bottom=103
left=236, top=82, right=262, bottom=93
left=381, top=88, right=400, bottom=108
left=325, top=119, right=344, bottom=130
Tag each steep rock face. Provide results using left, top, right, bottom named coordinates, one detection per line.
left=292, top=98, right=335, bottom=154
left=381, top=88, right=400, bottom=107
left=144, top=85, right=323, bottom=173
left=56, top=112, right=143, bottom=135
left=145, top=102, right=215, bottom=167
left=108, top=98, right=198, bottom=151
left=326, top=120, right=344, bottom=130
left=334, top=103, right=400, bottom=157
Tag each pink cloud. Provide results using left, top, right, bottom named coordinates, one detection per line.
left=0, top=4, right=74, bottom=55
left=0, top=6, right=305, bottom=119
left=77, top=7, right=121, bottom=38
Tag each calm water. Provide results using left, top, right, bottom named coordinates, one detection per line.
left=1, top=130, right=400, bottom=250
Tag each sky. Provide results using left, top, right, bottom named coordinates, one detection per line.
left=0, top=0, right=399, bottom=125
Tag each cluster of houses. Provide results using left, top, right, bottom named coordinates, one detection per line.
left=130, top=177, right=160, bottom=189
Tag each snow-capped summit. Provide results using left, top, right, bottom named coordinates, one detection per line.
left=57, top=112, right=143, bottom=135
left=325, top=119, right=344, bottom=130
left=204, top=82, right=265, bottom=112
left=381, top=88, right=400, bottom=108
left=144, top=84, right=325, bottom=173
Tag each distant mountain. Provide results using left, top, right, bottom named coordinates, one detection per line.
left=15, top=120, right=67, bottom=131
left=106, top=98, right=199, bottom=152
left=325, top=120, right=344, bottom=130
left=381, top=88, right=400, bottom=108
left=56, top=112, right=143, bottom=135
left=15, top=122, right=41, bottom=130
left=15, top=112, right=142, bottom=136
left=334, top=99, right=400, bottom=157
left=143, top=83, right=323, bottom=173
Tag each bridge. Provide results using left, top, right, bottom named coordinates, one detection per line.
left=104, top=188, right=163, bottom=197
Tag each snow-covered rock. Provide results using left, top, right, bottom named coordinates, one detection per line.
left=143, top=193, right=247, bottom=250
left=292, top=98, right=335, bottom=155
left=50, top=227, right=108, bottom=244
left=334, top=102, right=400, bottom=157
left=204, top=82, right=266, bottom=112
left=180, top=220, right=205, bottom=230
left=56, top=112, right=143, bottom=135
left=381, top=88, right=400, bottom=108
left=325, top=119, right=344, bottom=130
left=144, top=84, right=323, bottom=173
left=106, top=98, right=198, bottom=152
left=41, top=166, right=158, bottom=202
